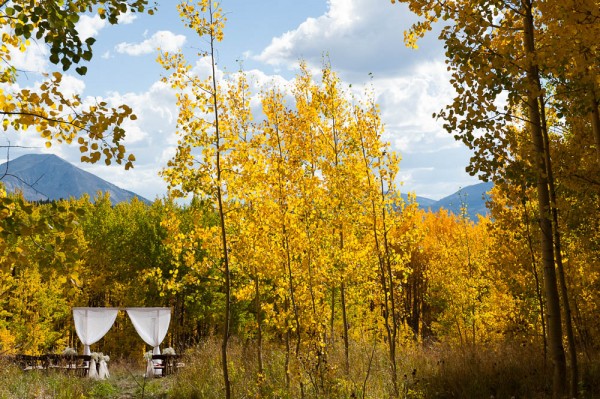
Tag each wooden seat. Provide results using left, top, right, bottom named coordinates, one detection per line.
left=45, top=354, right=64, bottom=371
left=45, top=354, right=91, bottom=376
left=151, top=354, right=180, bottom=376
left=42, top=354, right=92, bottom=377
left=73, top=355, right=92, bottom=377
left=12, top=354, right=90, bottom=376
left=15, top=355, right=44, bottom=371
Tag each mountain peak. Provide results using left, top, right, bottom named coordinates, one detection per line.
left=0, top=153, right=149, bottom=204
left=426, top=181, right=493, bottom=219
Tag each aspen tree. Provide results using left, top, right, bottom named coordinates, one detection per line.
left=535, top=5, right=600, bottom=388
left=535, top=0, right=600, bottom=165
left=289, top=68, right=332, bottom=387
left=316, top=65, right=354, bottom=373
left=159, top=1, right=242, bottom=396
left=389, top=0, right=571, bottom=394
left=259, top=81, right=315, bottom=389
left=354, top=97, right=403, bottom=397
left=487, top=183, right=548, bottom=357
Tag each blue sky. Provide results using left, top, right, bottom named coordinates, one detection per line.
left=6, top=0, right=481, bottom=201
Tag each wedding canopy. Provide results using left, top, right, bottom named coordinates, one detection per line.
left=126, top=308, right=172, bottom=355
left=73, top=307, right=119, bottom=356
left=72, top=307, right=171, bottom=355
left=72, top=307, right=172, bottom=378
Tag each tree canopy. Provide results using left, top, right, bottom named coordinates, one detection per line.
left=0, top=0, right=155, bottom=168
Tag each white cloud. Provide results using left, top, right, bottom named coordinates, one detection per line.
left=10, top=43, right=48, bottom=73
left=115, top=31, right=187, bottom=56
left=249, top=0, right=478, bottom=200
left=3, top=77, right=180, bottom=201
left=0, top=26, right=48, bottom=73
left=255, top=0, right=443, bottom=78
left=118, top=11, right=138, bottom=25
left=76, top=14, right=108, bottom=40
left=59, top=75, right=86, bottom=97
left=76, top=10, right=136, bottom=40
left=252, top=0, right=477, bottom=199
left=371, top=60, right=456, bottom=143
left=4, top=0, right=478, bottom=203
left=70, top=80, right=181, bottom=199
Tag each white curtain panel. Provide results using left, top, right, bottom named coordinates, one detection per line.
left=88, top=359, right=98, bottom=379
left=72, top=307, right=119, bottom=356
left=126, top=307, right=171, bottom=353
left=98, top=359, right=110, bottom=379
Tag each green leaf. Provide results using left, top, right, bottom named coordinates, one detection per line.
left=61, top=57, right=71, bottom=71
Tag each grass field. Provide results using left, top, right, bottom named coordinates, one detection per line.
left=1, top=338, right=598, bottom=398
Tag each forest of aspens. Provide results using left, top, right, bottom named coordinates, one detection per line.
left=1, top=0, right=599, bottom=398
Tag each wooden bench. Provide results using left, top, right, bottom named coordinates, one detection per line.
left=15, top=355, right=45, bottom=371
left=151, top=354, right=181, bottom=376
left=53, top=355, right=91, bottom=377
left=14, top=354, right=91, bottom=376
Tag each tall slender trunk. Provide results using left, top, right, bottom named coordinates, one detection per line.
left=254, top=271, right=264, bottom=377
left=553, top=222, right=578, bottom=398
left=284, top=232, right=301, bottom=356
left=285, top=329, right=291, bottom=389
left=273, top=120, right=302, bottom=360
left=207, top=4, right=231, bottom=397
left=522, top=195, right=547, bottom=367
left=587, top=81, right=600, bottom=164
left=330, top=288, right=336, bottom=346
left=461, top=211, right=476, bottom=347
left=376, top=241, right=398, bottom=397
left=523, top=2, right=566, bottom=396
left=217, top=189, right=231, bottom=399
left=540, top=98, right=578, bottom=397
left=410, top=266, right=421, bottom=339
left=357, top=119, right=399, bottom=397
left=380, top=177, right=399, bottom=352
left=572, top=294, right=592, bottom=362
left=338, top=229, right=350, bottom=374
left=329, top=92, right=350, bottom=373
left=304, top=223, right=317, bottom=319
left=340, top=281, right=350, bottom=374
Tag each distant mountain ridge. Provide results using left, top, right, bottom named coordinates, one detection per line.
left=0, top=154, right=149, bottom=204
left=1, top=154, right=491, bottom=217
left=401, top=181, right=493, bottom=219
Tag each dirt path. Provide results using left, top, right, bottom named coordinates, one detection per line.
left=109, top=365, right=172, bottom=398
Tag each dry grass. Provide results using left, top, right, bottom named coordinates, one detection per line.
left=0, top=357, right=170, bottom=399
left=1, top=340, right=599, bottom=398
left=166, top=337, right=565, bottom=399
left=167, top=338, right=600, bottom=398
left=0, top=361, right=89, bottom=398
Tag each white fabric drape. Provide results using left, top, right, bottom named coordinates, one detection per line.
left=73, top=308, right=119, bottom=356
left=126, top=308, right=171, bottom=352
left=88, top=359, right=98, bottom=379
left=71, top=307, right=172, bottom=378
left=98, top=359, right=109, bottom=379
left=127, top=308, right=171, bottom=376
left=146, top=359, right=155, bottom=378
